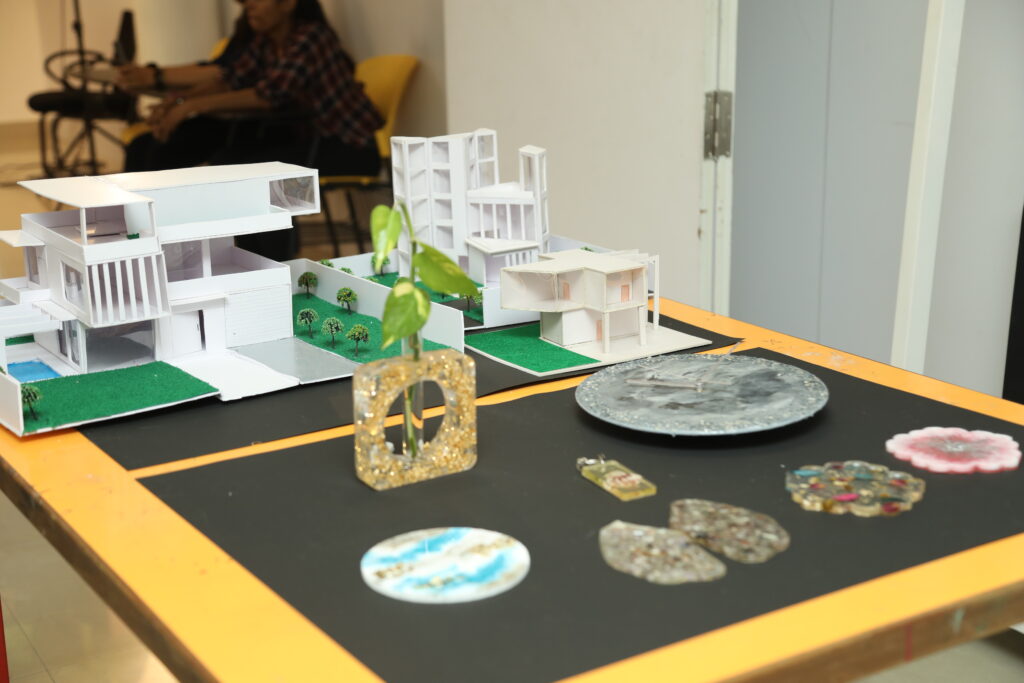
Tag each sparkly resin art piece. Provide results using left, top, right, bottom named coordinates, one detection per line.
left=575, top=354, right=829, bottom=436
left=577, top=456, right=657, bottom=501
left=886, top=427, right=1021, bottom=474
left=599, top=520, right=726, bottom=584
left=361, top=527, right=530, bottom=604
left=353, top=349, right=477, bottom=490
left=668, top=499, right=789, bottom=563
left=786, top=461, right=925, bottom=517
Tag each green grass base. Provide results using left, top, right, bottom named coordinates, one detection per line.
left=366, top=272, right=460, bottom=304
left=23, top=361, right=217, bottom=434
left=466, top=323, right=598, bottom=373
left=5, top=335, right=33, bottom=346
left=464, top=307, right=484, bottom=323
left=292, top=294, right=445, bottom=362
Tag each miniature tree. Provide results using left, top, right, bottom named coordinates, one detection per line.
left=374, top=254, right=391, bottom=275
left=297, top=308, right=319, bottom=337
left=337, top=287, right=357, bottom=314
left=463, top=291, right=484, bottom=311
left=321, top=317, right=343, bottom=347
left=339, top=266, right=354, bottom=274
left=297, top=271, right=318, bottom=298
left=318, top=258, right=334, bottom=267
left=347, top=324, right=370, bottom=356
left=21, top=384, right=41, bottom=420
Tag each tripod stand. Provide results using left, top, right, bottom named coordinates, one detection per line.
left=27, top=3, right=137, bottom=177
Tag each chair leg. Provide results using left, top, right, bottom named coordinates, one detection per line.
left=1, top=596, right=9, bottom=683
left=344, top=189, right=367, bottom=254
left=320, top=187, right=341, bottom=256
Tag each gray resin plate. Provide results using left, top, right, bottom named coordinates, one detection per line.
left=575, top=354, right=829, bottom=436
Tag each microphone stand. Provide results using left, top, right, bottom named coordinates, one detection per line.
left=70, top=0, right=99, bottom=175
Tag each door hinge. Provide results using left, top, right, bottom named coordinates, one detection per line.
left=704, top=90, right=733, bottom=160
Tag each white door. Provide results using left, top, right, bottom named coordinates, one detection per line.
left=170, top=311, right=204, bottom=356
left=728, top=0, right=929, bottom=363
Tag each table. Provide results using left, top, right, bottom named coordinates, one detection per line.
left=1, top=299, right=1023, bottom=682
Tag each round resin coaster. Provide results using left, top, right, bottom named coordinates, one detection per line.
left=575, top=353, right=828, bottom=436
left=886, top=427, right=1021, bottom=474
left=361, top=527, right=530, bottom=604
left=785, top=461, right=925, bottom=517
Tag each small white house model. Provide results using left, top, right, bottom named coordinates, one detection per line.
left=498, top=249, right=708, bottom=368
left=390, top=129, right=549, bottom=286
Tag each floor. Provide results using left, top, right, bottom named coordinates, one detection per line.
left=2, top=125, right=1024, bottom=681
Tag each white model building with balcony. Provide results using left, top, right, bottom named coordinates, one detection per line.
left=500, top=249, right=709, bottom=366
left=0, top=162, right=319, bottom=400
left=390, top=129, right=550, bottom=286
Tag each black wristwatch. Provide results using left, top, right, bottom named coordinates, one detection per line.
left=147, top=62, right=166, bottom=91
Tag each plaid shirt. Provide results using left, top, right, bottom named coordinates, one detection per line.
left=223, top=22, right=383, bottom=149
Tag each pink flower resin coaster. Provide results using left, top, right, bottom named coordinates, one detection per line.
left=886, top=427, right=1021, bottom=474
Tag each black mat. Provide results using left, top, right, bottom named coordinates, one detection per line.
left=140, top=349, right=1024, bottom=683
left=83, top=315, right=739, bottom=470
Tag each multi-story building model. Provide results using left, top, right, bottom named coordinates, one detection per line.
left=390, top=129, right=549, bottom=286
left=0, top=162, right=318, bottom=381
left=500, top=249, right=661, bottom=356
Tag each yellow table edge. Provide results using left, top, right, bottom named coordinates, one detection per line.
left=0, top=298, right=1021, bottom=681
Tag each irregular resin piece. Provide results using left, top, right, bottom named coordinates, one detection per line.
left=668, top=499, right=789, bottom=563
left=886, top=427, right=1021, bottom=474
left=361, top=527, right=530, bottom=604
left=598, top=520, right=726, bottom=584
left=785, top=461, right=925, bottom=517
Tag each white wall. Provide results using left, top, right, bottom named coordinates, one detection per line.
left=328, top=0, right=447, bottom=136
left=132, top=0, right=222, bottom=65
left=0, top=4, right=49, bottom=123
left=924, top=0, right=1024, bottom=396
left=444, top=0, right=706, bottom=304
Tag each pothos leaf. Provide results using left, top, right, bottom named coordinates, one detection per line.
left=413, top=244, right=479, bottom=297
left=381, top=278, right=430, bottom=349
left=370, top=205, right=402, bottom=271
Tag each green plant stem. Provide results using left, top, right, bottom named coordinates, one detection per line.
left=403, top=219, right=422, bottom=458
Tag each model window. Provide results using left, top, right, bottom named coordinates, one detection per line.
left=165, top=241, right=204, bottom=282
left=62, top=262, right=86, bottom=310
left=25, top=247, right=39, bottom=284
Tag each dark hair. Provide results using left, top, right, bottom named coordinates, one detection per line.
left=292, top=0, right=329, bottom=25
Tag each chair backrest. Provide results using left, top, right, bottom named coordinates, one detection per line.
left=354, top=55, right=419, bottom=159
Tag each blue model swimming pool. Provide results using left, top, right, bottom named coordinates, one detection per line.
left=8, top=360, right=61, bottom=382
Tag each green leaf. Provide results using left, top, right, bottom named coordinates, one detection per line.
left=370, top=205, right=402, bottom=272
left=381, top=278, right=430, bottom=349
left=413, top=244, right=479, bottom=297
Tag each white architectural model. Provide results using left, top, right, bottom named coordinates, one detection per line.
left=496, top=249, right=707, bottom=369
left=390, top=129, right=549, bottom=288
left=0, top=163, right=317, bottom=372
left=501, top=249, right=660, bottom=354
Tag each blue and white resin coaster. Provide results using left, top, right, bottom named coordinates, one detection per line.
left=360, top=527, right=530, bottom=604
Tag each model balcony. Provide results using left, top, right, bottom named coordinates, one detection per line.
left=165, top=245, right=290, bottom=303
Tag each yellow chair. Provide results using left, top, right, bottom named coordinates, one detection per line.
left=318, top=54, right=419, bottom=254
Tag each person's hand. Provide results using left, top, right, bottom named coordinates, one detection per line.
left=152, top=100, right=196, bottom=142
left=115, top=63, right=155, bottom=92
left=145, top=95, right=178, bottom=126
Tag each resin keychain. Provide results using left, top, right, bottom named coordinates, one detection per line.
left=576, top=455, right=657, bottom=501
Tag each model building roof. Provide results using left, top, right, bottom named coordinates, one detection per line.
left=100, top=161, right=312, bottom=191
left=509, top=249, right=643, bottom=275
left=18, top=176, right=152, bottom=208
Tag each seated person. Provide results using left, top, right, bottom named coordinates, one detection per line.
left=125, top=0, right=383, bottom=260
